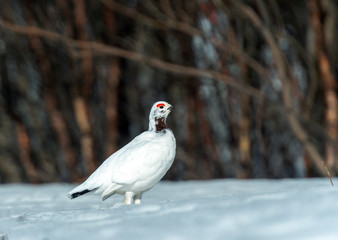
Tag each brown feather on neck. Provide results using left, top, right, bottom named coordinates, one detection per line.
left=155, top=117, right=167, bottom=132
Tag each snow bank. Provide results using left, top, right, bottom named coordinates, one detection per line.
left=1, top=179, right=337, bottom=240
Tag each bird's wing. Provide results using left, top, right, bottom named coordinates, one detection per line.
left=108, top=131, right=171, bottom=185
left=76, top=131, right=155, bottom=189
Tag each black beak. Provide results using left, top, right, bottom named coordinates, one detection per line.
left=168, top=105, right=173, bottom=111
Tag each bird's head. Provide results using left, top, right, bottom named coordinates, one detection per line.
left=148, top=101, right=173, bottom=132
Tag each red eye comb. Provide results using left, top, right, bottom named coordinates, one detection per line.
left=157, top=103, right=165, bottom=108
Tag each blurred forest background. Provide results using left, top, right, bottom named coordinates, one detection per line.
left=0, top=0, right=337, bottom=183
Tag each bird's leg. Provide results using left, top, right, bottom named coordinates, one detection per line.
left=124, top=191, right=135, bottom=205
left=134, top=193, right=142, bottom=204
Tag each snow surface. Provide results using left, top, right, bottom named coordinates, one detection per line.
left=1, top=179, right=338, bottom=240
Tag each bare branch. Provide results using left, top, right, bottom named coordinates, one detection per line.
left=100, top=0, right=270, bottom=83
left=99, top=0, right=202, bottom=36
left=233, top=1, right=328, bottom=176
left=0, top=18, right=261, bottom=97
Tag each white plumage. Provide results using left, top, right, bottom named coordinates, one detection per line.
left=68, top=101, right=176, bottom=204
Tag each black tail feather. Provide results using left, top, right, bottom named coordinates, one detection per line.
left=69, top=189, right=91, bottom=199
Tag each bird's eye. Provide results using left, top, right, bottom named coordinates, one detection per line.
left=157, top=103, right=165, bottom=109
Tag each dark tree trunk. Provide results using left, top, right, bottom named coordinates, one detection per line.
left=0, top=0, right=337, bottom=183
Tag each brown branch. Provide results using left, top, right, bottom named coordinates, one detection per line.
left=212, top=39, right=270, bottom=81
left=101, top=0, right=270, bottom=83
left=17, top=124, right=39, bottom=183
left=105, top=60, right=120, bottom=155
left=233, top=1, right=328, bottom=177
left=160, top=0, right=176, bottom=19
left=74, top=0, right=94, bottom=97
left=0, top=18, right=261, bottom=97
left=308, top=0, right=338, bottom=171
left=73, top=0, right=96, bottom=175
left=322, top=160, right=334, bottom=186
left=283, top=33, right=318, bottom=118
left=99, top=0, right=202, bottom=36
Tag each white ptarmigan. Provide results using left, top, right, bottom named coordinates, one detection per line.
left=67, top=101, right=176, bottom=205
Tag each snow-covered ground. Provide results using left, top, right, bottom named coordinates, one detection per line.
left=1, top=179, right=337, bottom=240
